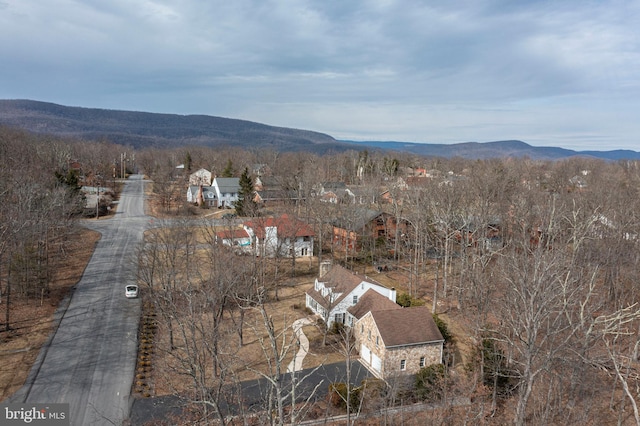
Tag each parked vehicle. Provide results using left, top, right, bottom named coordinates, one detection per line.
left=125, top=285, right=139, bottom=298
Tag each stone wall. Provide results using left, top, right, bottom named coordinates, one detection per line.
left=383, top=343, right=443, bottom=376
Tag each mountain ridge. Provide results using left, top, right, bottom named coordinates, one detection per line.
left=1, top=99, right=638, bottom=160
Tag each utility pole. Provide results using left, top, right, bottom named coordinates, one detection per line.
left=96, top=178, right=100, bottom=220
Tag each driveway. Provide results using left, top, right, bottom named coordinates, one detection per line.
left=129, top=360, right=374, bottom=425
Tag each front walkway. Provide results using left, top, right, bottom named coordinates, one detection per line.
left=287, top=317, right=315, bottom=373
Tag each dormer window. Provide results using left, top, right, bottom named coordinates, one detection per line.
left=352, top=295, right=358, bottom=305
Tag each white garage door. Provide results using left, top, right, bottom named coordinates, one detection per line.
left=372, top=353, right=382, bottom=372
left=361, top=344, right=371, bottom=364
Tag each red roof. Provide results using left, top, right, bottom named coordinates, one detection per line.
left=244, top=214, right=315, bottom=239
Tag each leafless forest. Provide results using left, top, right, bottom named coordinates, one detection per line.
left=2, top=126, right=640, bottom=425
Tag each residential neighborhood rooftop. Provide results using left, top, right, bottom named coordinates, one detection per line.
left=372, top=306, right=444, bottom=348
left=348, top=288, right=401, bottom=320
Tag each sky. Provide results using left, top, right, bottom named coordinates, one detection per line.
left=1, top=0, right=639, bottom=151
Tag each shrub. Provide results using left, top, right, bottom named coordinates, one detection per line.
left=432, top=314, right=453, bottom=343
left=415, top=364, right=446, bottom=401
left=468, top=337, right=514, bottom=397
left=396, top=292, right=425, bottom=307
left=330, top=320, right=346, bottom=335
left=328, top=382, right=361, bottom=412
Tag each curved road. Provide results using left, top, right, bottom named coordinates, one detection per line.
left=11, top=175, right=149, bottom=425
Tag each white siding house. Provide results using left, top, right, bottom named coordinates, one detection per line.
left=212, top=177, right=240, bottom=208
left=305, top=262, right=396, bottom=328
left=243, top=215, right=314, bottom=258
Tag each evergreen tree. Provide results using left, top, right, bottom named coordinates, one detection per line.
left=222, top=159, right=234, bottom=177
left=235, top=167, right=256, bottom=217
left=184, top=151, right=192, bottom=173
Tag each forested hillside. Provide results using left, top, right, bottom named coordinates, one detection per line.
left=0, top=99, right=346, bottom=152
left=2, top=99, right=640, bottom=160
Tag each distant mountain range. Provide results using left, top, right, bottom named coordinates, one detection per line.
left=1, top=99, right=638, bottom=160
left=344, top=140, right=640, bottom=161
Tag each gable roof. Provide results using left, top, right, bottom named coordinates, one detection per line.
left=372, top=306, right=444, bottom=348
left=331, top=209, right=383, bottom=231
left=348, top=289, right=400, bottom=320
left=244, top=214, right=314, bottom=239
left=306, top=264, right=385, bottom=309
left=213, top=177, right=240, bottom=193
left=255, top=176, right=283, bottom=189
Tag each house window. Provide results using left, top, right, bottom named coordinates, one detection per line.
left=400, top=360, right=406, bottom=371
left=368, top=330, right=371, bottom=340
left=352, top=295, right=358, bottom=305
left=361, top=325, right=364, bottom=333
left=301, top=248, right=308, bottom=256
left=420, top=357, right=425, bottom=368
left=375, top=336, right=379, bottom=346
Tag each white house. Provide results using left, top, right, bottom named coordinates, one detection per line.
left=242, top=214, right=314, bottom=258
left=305, top=262, right=396, bottom=328
left=212, top=177, right=240, bottom=208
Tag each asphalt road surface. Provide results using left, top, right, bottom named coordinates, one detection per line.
left=10, top=175, right=149, bottom=425
left=130, top=360, right=374, bottom=425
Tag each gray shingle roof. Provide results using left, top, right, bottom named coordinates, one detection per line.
left=348, top=289, right=400, bottom=320
left=214, top=177, right=240, bottom=193
left=372, top=306, right=444, bottom=347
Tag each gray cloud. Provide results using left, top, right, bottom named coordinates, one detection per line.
left=1, top=0, right=639, bottom=150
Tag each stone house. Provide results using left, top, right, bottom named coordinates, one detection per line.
left=189, top=168, right=212, bottom=186
left=354, top=305, right=444, bottom=379
left=305, top=262, right=444, bottom=379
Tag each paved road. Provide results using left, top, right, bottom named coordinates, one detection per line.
left=10, top=175, right=149, bottom=425
left=130, top=360, right=374, bottom=425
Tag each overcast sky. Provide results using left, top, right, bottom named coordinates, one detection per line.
left=2, top=1, right=639, bottom=150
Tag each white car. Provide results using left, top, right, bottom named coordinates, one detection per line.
left=125, top=285, right=139, bottom=298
